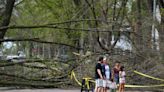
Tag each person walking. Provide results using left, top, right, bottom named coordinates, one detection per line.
left=95, top=57, right=104, bottom=92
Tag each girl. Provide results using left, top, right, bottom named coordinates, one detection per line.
left=119, top=66, right=126, bottom=92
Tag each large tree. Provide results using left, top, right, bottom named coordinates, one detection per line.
left=0, top=0, right=15, bottom=42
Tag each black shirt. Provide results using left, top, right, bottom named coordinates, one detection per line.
left=95, top=62, right=102, bottom=79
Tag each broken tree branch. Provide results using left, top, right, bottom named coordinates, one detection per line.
left=0, top=38, right=83, bottom=50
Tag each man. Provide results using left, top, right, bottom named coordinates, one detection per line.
left=95, top=57, right=104, bottom=92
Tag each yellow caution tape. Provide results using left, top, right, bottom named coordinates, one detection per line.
left=71, top=71, right=82, bottom=86
left=134, top=71, right=164, bottom=82
left=71, top=70, right=164, bottom=88
left=125, top=84, right=164, bottom=88
left=71, top=71, right=94, bottom=89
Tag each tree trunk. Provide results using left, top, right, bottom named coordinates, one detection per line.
left=0, top=0, right=15, bottom=43
left=133, top=0, right=143, bottom=51
left=48, top=44, right=51, bottom=59
left=29, top=42, right=33, bottom=58
left=42, top=44, right=45, bottom=59
left=145, top=0, right=154, bottom=50
left=158, top=0, right=164, bottom=42
left=158, top=0, right=164, bottom=59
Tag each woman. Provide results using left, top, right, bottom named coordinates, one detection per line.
left=112, top=62, right=121, bottom=84
left=102, top=57, right=111, bottom=92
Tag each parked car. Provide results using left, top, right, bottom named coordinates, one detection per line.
left=6, top=52, right=26, bottom=62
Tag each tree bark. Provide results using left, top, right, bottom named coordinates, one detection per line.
left=133, top=0, right=143, bottom=51
left=158, top=0, right=164, bottom=59
left=0, top=0, right=15, bottom=44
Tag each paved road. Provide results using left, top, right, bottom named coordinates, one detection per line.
left=0, top=88, right=156, bottom=92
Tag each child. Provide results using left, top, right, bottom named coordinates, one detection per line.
left=109, top=79, right=117, bottom=92
left=119, top=66, right=126, bottom=92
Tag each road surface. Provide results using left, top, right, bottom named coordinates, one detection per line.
left=0, top=88, right=157, bottom=92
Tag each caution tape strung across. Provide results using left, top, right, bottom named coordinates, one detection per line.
left=71, top=70, right=164, bottom=88
left=133, top=71, right=164, bottom=82
left=125, top=84, right=164, bottom=88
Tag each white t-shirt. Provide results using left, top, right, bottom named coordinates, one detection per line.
left=119, top=71, right=126, bottom=83
left=105, top=65, right=110, bottom=80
